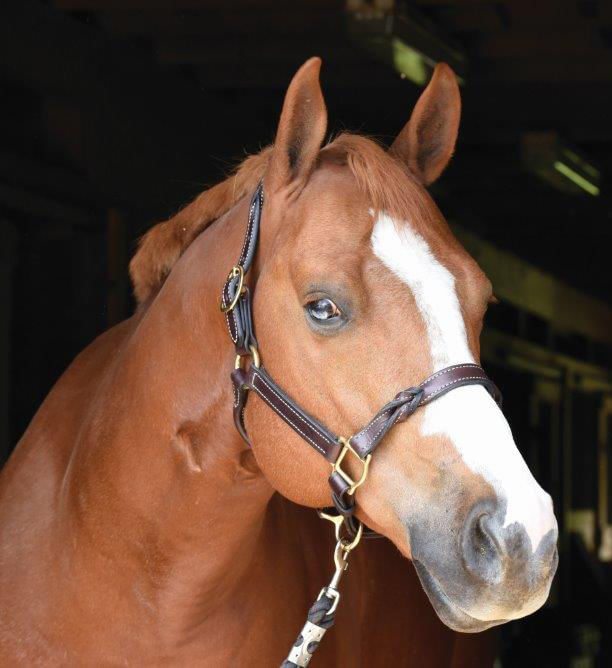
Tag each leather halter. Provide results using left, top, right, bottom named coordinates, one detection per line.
left=221, top=183, right=502, bottom=537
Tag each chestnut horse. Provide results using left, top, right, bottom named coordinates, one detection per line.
left=0, top=59, right=558, bottom=666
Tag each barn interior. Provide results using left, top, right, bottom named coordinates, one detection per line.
left=1, top=1, right=612, bottom=665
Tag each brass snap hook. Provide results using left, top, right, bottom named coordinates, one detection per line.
left=317, top=509, right=363, bottom=551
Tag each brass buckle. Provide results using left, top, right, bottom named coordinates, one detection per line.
left=220, top=265, right=245, bottom=313
left=331, top=437, right=372, bottom=495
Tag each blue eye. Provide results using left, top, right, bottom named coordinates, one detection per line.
left=307, top=298, right=341, bottom=322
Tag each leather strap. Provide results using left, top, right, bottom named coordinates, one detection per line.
left=350, top=363, right=501, bottom=458
left=232, top=363, right=500, bottom=460
left=231, top=365, right=342, bottom=461
left=231, top=361, right=500, bottom=539
left=221, top=184, right=263, bottom=353
left=223, top=183, right=503, bottom=540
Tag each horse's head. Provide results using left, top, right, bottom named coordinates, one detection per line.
left=245, top=58, right=558, bottom=632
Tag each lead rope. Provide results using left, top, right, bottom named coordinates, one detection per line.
left=281, top=513, right=363, bottom=667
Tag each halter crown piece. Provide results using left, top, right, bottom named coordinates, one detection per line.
left=220, top=183, right=502, bottom=667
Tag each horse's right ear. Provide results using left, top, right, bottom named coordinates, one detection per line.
left=265, top=57, right=327, bottom=195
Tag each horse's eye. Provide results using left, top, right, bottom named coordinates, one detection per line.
left=306, top=298, right=341, bottom=322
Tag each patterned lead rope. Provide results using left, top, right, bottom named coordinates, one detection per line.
left=281, top=530, right=356, bottom=667
left=281, top=594, right=336, bottom=667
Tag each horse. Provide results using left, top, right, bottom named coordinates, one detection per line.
left=0, top=58, right=558, bottom=666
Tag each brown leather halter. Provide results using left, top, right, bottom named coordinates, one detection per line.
left=221, top=183, right=502, bottom=666
left=221, top=183, right=502, bottom=537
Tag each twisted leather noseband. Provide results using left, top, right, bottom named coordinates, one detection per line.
left=221, top=183, right=502, bottom=537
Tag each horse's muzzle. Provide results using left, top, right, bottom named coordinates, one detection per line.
left=408, top=497, right=559, bottom=632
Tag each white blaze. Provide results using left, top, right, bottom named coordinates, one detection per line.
left=371, top=211, right=556, bottom=552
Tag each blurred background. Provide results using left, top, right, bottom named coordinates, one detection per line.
left=1, top=1, right=611, bottom=665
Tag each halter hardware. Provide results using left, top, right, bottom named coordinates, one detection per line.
left=285, top=522, right=364, bottom=666
left=235, top=344, right=260, bottom=370
left=332, top=437, right=372, bottom=495
left=318, top=508, right=364, bottom=551
left=220, top=265, right=245, bottom=313
left=317, top=540, right=353, bottom=616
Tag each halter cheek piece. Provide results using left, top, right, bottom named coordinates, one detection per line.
left=221, top=183, right=502, bottom=666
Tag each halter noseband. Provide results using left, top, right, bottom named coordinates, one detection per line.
left=220, top=183, right=502, bottom=666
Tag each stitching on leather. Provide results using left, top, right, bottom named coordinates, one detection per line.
left=222, top=282, right=239, bottom=343
left=252, top=372, right=330, bottom=452
left=353, top=391, right=420, bottom=442
left=225, top=310, right=238, bottom=343
left=239, top=196, right=257, bottom=264
left=366, top=401, right=416, bottom=446
left=422, top=376, right=488, bottom=403
left=252, top=372, right=332, bottom=456
left=369, top=414, right=393, bottom=445
left=423, top=364, right=480, bottom=384
left=353, top=410, right=390, bottom=440
left=254, top=372, right=334, bottom=445
left=243, top=198, right=259, bottom=264
left=353, top=369, right=487, bottom=447
left=240, top=189, right=261, bottom=266
left=232, top=314, right=238, bottom=342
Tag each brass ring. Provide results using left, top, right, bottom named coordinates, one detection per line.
left=234, top=344, right=261, bottom=370
left=249, top=344, right=260, bottom=368
left=220, top=265, right=244, bottom=313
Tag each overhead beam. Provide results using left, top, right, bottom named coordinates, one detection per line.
left=453, top=225, right=612, bottom=346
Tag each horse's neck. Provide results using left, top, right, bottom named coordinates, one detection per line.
left=6, top=199, right=275, bottom=635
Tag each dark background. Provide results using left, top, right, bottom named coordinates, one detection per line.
left=1, top=1, right=611, bottom=666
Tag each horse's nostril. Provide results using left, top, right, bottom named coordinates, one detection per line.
left=473, top=514, right=502, bottom=561
left=461, top=501, right=547, bottom=587
left=461, top=504, right=506, bottom=584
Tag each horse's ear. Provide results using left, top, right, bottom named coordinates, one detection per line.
left=390, top=63, right=461, bottom=185
left=266, top=57, right=327, bottom=194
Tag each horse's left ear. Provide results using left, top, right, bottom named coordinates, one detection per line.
left=266, top=57, right=328, bottom=194
left=390, top=63, right=461, bottom=185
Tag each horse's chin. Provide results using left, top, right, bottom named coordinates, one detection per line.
left=413, top=561, right=505, bottom=633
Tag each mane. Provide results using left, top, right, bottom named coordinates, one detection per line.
left=129, top=134, right=429, bottom=304
left=129, top=147, right=272, bottom=303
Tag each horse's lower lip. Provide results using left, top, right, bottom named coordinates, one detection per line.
left=413, top=560, right=504, bottom=633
